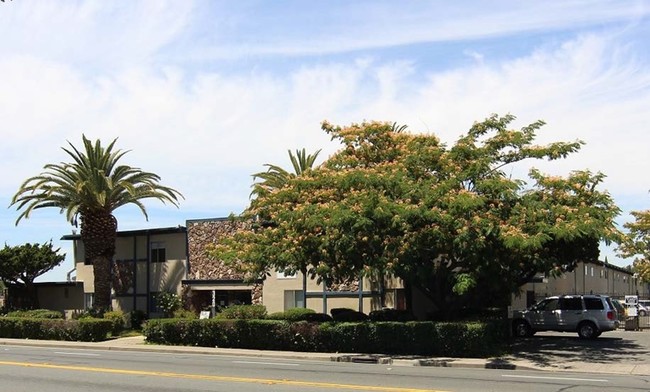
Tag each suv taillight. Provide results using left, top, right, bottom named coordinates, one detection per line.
left=607, top=310, right=615, bottom=321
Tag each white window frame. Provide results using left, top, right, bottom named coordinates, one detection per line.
left=283, top=290, right=305, bottom=310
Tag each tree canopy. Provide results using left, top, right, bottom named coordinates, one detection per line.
left=0, top=242, right=66, bottom=308
left=619, top=208, right=650, bottom=282
left=211, top=114, right=621, bottom=317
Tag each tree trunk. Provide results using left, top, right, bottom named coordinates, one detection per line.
left=92, top=254, right=112, bottom=311
left=81, top=210, right=117, bottom=312
left=24, top=280, right=39, bottom=309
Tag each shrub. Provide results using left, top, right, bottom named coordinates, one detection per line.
left=103, top=310, right=127, bottom=336
left=173, top=309, right=197, bottom=319
left=266, top=312, right=285, bottom=320
left=130, top=310, right=147, bottom=329
left=369, top=308, right=415, bottom=322
left=332, top=310, right=368, bottom=322
left=156, top=292, right=181, bottom=317
left=302, top=313, right=333, bottom=322
left=266, top=308, right=317, bottom=322
left=6, top=309, right=64, bottom=319
left=0, top=317, right=112, bottom=341
left=330, top=308, right=355, bottom=317
left=216, top=304, right=267, bottom=320
left=142, top=318, right=508, bottom=357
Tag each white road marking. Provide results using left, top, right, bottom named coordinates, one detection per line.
left=233, top=360, right=299, bottom=366
left=54, top=352, right=101, bottom=357
left=502, top=374, right=608, bottom=383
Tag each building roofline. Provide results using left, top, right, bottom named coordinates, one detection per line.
left=182, top=279, right=263, bottom=285
left=185, top=217, right=232, bottom=224
left=61, top=225, right=186, bottom=241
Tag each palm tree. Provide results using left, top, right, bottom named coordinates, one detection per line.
left=250, top=148, right=321, bottom=308
left=251, top=148, right=321, bottom=197
left=11, top=135, right=183, bottom=311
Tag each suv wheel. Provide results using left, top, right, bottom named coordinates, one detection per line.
left=577, top=321, right=598, bottom=339
left=513, top=320, right=533, bottom=338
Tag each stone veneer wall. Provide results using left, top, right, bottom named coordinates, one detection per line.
left=187, top=218, right=365, bottom=304
left=187, top=219, right=262, bottom=304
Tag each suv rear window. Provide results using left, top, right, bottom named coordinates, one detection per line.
left=584, top=297, right=605, bottom=310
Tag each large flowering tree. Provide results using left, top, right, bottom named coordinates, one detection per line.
left=619, top=209, right=650, bottom=282
left=213, top=114, right=621, bottom=317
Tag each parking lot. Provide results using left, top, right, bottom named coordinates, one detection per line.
left=508, top=329, right=650, bottom=370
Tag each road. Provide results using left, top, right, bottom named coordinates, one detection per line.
left=1, top=345, right=649, bottom=392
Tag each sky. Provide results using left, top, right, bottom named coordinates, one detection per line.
left=0, top=0, right=649, bottom=282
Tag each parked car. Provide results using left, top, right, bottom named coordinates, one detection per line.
left=511, top=294, right=619, bottom=339
left=638, top=300, right=650, bottom=315
left=623, top=302, right=648, bottom=316
left=611, top=298, right=627, bottom=321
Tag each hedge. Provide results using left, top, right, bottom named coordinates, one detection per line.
left=5, top=309, right=64, bottom=319
left=143, top=319, right=508, bottom=357
left=0, top=317, right=113, bottom=342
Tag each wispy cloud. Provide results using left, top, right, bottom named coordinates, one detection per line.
left=0, top=1, right=648, bottom=279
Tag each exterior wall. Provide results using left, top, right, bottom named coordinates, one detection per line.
left=68, top=228, right=187, bottom=314
left=186, top=219, right=262, bottom=305
left=36, top=283, right=85, bottom=312
left=511, top=260, right=643, bottom=310
left=262, top=271, right=375, bottom=314
left=187, top=218, right=250, bottom=281
left=186, top=218, right=405, bottom=316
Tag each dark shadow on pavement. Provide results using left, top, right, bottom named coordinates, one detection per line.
left=507, top=332, right=650, bottom=369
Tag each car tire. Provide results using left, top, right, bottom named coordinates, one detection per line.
left=577, top=321, right=598, bottom=339
left=513, top=320, right=533, bottom=338
left=639, top=310, right=647, bottom=317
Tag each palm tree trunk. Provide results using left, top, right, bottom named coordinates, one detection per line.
left=81, top=211, right=117, bottom=311
left=92, top=255, right=112, bottom=311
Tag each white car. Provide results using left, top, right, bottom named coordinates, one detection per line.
left=625, top=303, right=648, bottom=316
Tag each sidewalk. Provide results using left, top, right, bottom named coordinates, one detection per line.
left=2, top=335, right=650, bottom=376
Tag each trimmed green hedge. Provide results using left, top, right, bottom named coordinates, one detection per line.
left=0, top=317, right=113, bottom=342
left=143, top=319, right=508, bottom=357
left=5, top=309, right=64, bottom=319
left=215, top=304, right=267, bottom=320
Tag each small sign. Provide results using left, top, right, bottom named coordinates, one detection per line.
left=199, top=311, right=210, bottom=319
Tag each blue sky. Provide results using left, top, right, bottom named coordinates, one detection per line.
left=0, top=0, right=649, bottom=281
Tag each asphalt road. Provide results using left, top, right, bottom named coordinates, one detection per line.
left=2, top=344, right=650, bottom=392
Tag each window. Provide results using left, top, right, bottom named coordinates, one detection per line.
left=584, top=265, right=588, bottom=275
left=600, top=270, right=604, bottom=278
left=283, top=290, right=305, bottom=310
left=591, top=267, right=594, bottom=277
left=539, top=298, right=559, bottom=311
left=84, top=293, right=94, bottom=310
left=151, top=242, right=166, bottom=263
left=560, top=297, right=582, bottom=311
left=584, top=298, right=604, bottom=310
